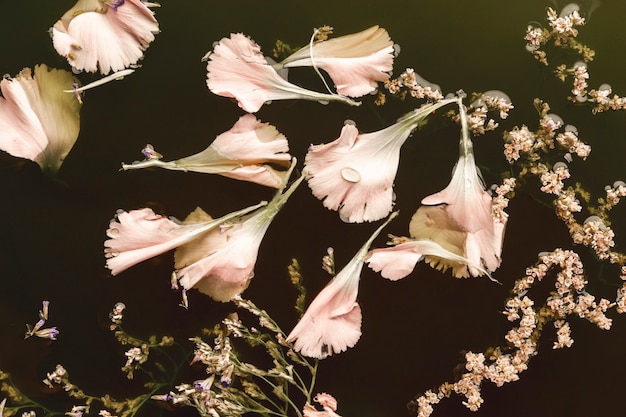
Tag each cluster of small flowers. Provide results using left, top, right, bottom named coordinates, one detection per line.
left=571, top=64, right=589, bottom=97
left=121, top=345, right=149, bottom=380
left=491, top=178, right=515, bottom=222
left=108, top=302, right=125, bottom=330
left=587, top=86, right=626, bottom=113
left=525, top=7, right=588, bottom=65
left=553, top=320, right=573, bottom=349
left=504, top=125, right=535, bottom=162
left=547, top=7, right=585, bottom=38
left=555, top=130, right=591, bottom=159
left=603, top=181, right=626, bottom=210
left=384, top=68, right=444, bottom=101
left=24, top=301, right=58, bottom=341
left=540, top=163, right=571, bottom=194
left=579, top=217, right=615, bottom=260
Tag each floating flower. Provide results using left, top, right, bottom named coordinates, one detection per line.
left=278, top=25, right=395, bottom=97
left=417, top=100, right=506, bottom=276
left=204, top=33, right=360, bottom=113
left=0, top=64, right=81, bottom=174
left=175, top=161, right=304, bottom=302
left=104, top=201, right=267, bottom=276
left=286, top=212, right=397, bottom=358
left=51, top=0, right=160, bottom=74
left=366, top=213, right=492, bottom=281
left=305, top=98, right=457, bottom=223
left=121, top=114, right=292, bottom=188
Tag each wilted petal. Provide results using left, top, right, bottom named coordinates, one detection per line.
left=205, top=33, right=360, bottom=113
left=286, top=212, right=397, bottom=358
left=121, top=114, right=292, bottom=188
left=51, top=0, right=159, bottom=74
left=280, top=26, right=395, bottom=97
left=104, top=202, right=267, bottom=275
left=176, top=163, right=305, bottom=301
left=0, top=65, right=81, bottom=174
left=306, top=100, right=456, bottom=223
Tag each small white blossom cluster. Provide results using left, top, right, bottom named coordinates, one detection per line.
left=540, top=163, right=570, bottom=194
left=384, top=68, right=444, bottom=101
left=525, top=7, right=587, bottom=65
left=546, top=7, right=585, bottom=37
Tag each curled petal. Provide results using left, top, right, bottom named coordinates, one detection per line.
left=280, top=26, right=395, bottom=97
left=51, top=0, right=159, bottom=74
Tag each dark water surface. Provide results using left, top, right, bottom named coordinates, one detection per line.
left=1, top=1, right=625, bottom=417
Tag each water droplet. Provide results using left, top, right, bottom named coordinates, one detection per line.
left=559, top=3, right=580, bottom=17
left=340, top=167, right=361, bottom=183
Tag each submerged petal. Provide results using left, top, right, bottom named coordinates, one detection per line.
left=0, top=65, right=81, bottom=174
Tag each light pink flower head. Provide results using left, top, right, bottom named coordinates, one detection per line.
left=0, top=64, right=81, bottom=174
left=205, top=33, right=360, bottom=113
left=121, top=114, right=292, bottom=188
left=279, top=25, right=395, bottom=97
left=305, top=99, right=456, bottom=223
left=175, top=163, right=304, bottom=302
left=104, top=202, right=267, bottom=276
left=413, top=100, right=506, bottom=277
left=286, top=212, right=397, bottom=358
left=51, top=0, right=160, bottom=74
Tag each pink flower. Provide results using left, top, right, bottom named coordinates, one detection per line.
left=305, top=99, right=456, bottom=223
left=412, top=100, right=505, bottom=277
left=418, top=121, right=505, bottom=276
left=286, top=212, right=397, bottom=358
left=175, top=164, right=304, bottom=302
left=121, top=114, right=292, bottom=188
left=303, top=393, right=342, bottom=417
left=51, top=0, right=159, bottom=74
left=104, top=202, right=267, bottom=276
left=279, top=26, right=395, bottom=97
left=0, top=65, right=81, bottom=174
left=205, top=33, right=360, bottom=113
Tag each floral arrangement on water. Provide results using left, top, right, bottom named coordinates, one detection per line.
left=0, top=2, right=625, bottom=417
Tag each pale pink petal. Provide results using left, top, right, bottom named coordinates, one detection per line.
left=0, top=65, right=81, bottom=174
left=280, top=26, right=395, bottom=97
left=287, top=212, right=396, bottom=357
left=205, top=33, right=359, bottom=113
left=51, top=0, right=159, bottom=74
left=104, top=202, right=266, bottom=276
left=175, top=168, right=305, bottom=301
left=305, top=123, right=402, bottom=223
left=121, top=114, right=291, bottom=188
left=366, top=242, right=424, bottom=280
left=367, top=239, right=491, bottom=280
left=421, top=153, right=493, bottom=233
left=315, top=393, right=338, bottom=411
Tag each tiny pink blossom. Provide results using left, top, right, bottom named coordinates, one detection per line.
left=305, top=99, right=456, bottom=223
left=279, top=26, right=395, bottom=97
left=104, top=202, right=267, bottom=276
left=0, top=65, right=81, bottom=174
left=205, top=33, right=360, bottom=113
left=175, top=165, right=304, bottom=302
left=121, top=114, right=292, bottom=188
left=51, top=0, right=160, bottom=74
left=303, top=393, right=342, bottom=417
left=286, top=212, right=397, bottom=358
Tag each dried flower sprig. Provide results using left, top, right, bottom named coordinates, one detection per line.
left=153, top=292, right=323, bottom=417
left=410, top=249, right=618, bottom=416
